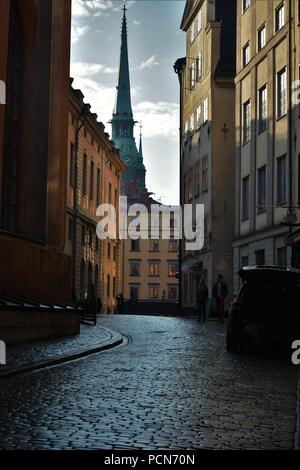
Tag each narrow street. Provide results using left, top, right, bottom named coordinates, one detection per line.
left=0, top=315, right=298, bottom=450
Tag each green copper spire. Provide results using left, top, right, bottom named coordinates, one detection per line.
left=111, top=3, right=146, bottom=191
left=114, top=3, right=133, bottom=120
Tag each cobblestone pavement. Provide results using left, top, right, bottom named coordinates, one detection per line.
left=1, top=323, right=112, bottom=374
left=0, top=315, right=298, bottom=450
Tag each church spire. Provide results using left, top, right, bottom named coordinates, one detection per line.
left=139, top=122, right=143, bottom=159
left=114, top=2, right=133, bottom=119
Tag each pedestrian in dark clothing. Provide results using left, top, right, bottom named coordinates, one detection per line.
left=116, top=293, right=124, bottom=315
left=196, top=279, right=209, bottom=322
left=212, top=274, right=228, bottom=323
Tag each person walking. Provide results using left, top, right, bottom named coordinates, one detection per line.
left=116, top=293, right=124, bottom=315
left=196, top=279, right=209, bottom=322
left=212, top=274, right=228, bottom=323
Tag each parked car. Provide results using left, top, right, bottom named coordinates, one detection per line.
left=227, top=266, right=300, bottom=354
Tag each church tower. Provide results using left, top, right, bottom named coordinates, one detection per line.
left=111, top=4, right=146, bottom=191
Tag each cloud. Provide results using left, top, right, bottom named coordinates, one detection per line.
left=71, top=24, right=90, bottom=43
left=134, top=55, right=160, bottom=71
left=134, top=101, right=179, bottom=139
left=71, top=61, right=117, bottom=76
left=133, top=20, right=141, bottom=25
left=72, top=0, right=135, bottom=17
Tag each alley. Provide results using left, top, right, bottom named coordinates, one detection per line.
left=0, top=315, right=298, bottom=450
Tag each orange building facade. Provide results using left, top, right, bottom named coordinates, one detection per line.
left=0, top=0, right=72, bottom=300
left=66, top=83, right=126, bottom=313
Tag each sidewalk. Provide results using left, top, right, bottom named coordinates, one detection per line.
left=0, top=319, right=124, bottom=379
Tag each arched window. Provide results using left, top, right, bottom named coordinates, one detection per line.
left=95, top=264, right=99, bottom=298
left=1, top=0, right=22, bottom=232
left=80, top=260, right=86, bottom=299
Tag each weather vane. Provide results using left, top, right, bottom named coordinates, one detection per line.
left=123, top=0, right=127, bottom=13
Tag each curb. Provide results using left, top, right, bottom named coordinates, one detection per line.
left=0, top=327, right=124, bottom=380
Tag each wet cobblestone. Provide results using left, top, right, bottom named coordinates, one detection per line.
left=0, top=315, right=298, bottom=450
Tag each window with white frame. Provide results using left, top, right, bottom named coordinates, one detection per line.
left=197, top=9, right=202, bottom=32
left=190, top=21, right=195, bottom=43
left=197, top=52, right=202, bottom=80
left=257, top=165, right=266, bottom=214
left=275, top=3, right=285, bottom=32
left=242, top=42, right=250, bottom=67
left=196, top=105, right=201, bottom=128
left=189, top=113, right=194, bottom=131
left=242, top=175, right=250, bottom=220
left=277, top=67, right=287, bottom=118
left=258, top=24, right=266, bottom=51
left=258, top=84, right=267, bottom=133
left=203, top=97, right=208, bottom=123
left=243, top=100, right=251, bottom=143
left=242, top=0, right=251, bottom=13
left=277, top=154, right=287, bottom=205
left=190, top=62, right=195, bottom=88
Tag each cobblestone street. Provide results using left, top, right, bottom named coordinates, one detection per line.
left=0, top=315, right=298, bottom=450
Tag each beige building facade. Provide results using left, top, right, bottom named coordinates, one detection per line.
left=233, top=0, right=300, bottom=290
left=177, top=0, right=237, bottom=312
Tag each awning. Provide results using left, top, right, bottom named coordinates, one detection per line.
left=285, top=228, right=300, bottom=246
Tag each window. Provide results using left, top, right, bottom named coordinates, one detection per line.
left=149, top=285, right=159, bottom=300
left=275, top=3, right=284, bottom=32
left=150, top=240, right=159, bottom=252
left=277, top=67, right=287, bottom=118
left=196, top=105, right=201, bottom=128
left=82, top=154, right=87, bottom=195
left=96, top=169, right=101, bottom=205
left=242, top=0, right=251, bottom=13
left=184, top=121, right=189, bottom=135
left=194, top=160, right=201, bottom=196
left=131, top=239, right=140, bottom=252
left=190, top=21, right=195, bottom=43
left=189, top=114, right=194, bottom=131
left=168, top=286, right=178, bottom=301
left=89, top=230, right=93, bottom=248
left=68, top=218, right=73, bottom=241
left=168, top=261, right=178, bottom=278
left=202, top=157, right=208, bottom=193
left=258, top=85, right=267, bottom=133
left=241, top=256, right=249, bottom=268
left=197, top=53, right=202, bottom=80
left=243, top=100, right=251, bottom=143
left=277, top=247, right=287, bottom=267
left=242, top=175, right=250, bottom=220
left=242, top=43, right=250, bottom=67
left=149, top=262, right=159, bottom=277
left=108, top=182, right=112, bottom=204
left=188, top=167, right=193, bottom=201
left=258, top=24, right=266, bottom=51
left=197, top=10, right=202, bottom=32
left=107, top=274, right=110, bottom=298
left=113, top=245, right=116, bottom=261
left=277, top=155, right=287, bottom=205
left=203, top=97, right=208, bottom=123
left=169, top=239, right=178, bottom=252
left=255, top=249, right=265, bottom=266
left=70, top=143, right=75, bottom=187
left=130, top=261, right=140, bottom=277
left=190, top=62, right=195, bottom=88
left=89, top=160, right=94, bottom=201
left=108, top=242, right=111, bottom=259
left=130, top=285, right=139, bottom=301
left=257, top=165, right=266, bottom=214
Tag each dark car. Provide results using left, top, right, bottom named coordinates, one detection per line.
left=227, top=266, right=300, bottom=354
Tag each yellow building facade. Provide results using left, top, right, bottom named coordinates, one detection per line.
left=233, top=0, right=300, bottom=290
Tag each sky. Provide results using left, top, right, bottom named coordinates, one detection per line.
left=71, top=0, right=186, bottom=206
